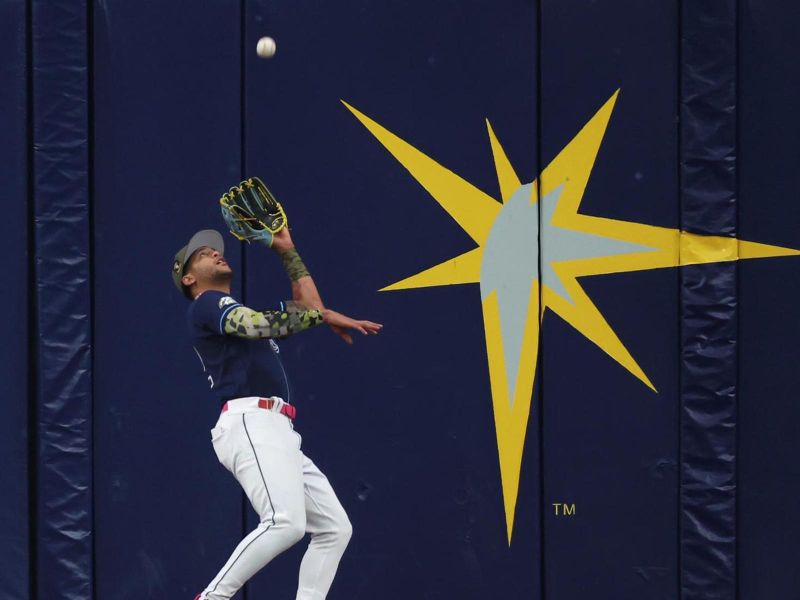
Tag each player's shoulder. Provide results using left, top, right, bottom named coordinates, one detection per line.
left=194, top=290, right=240, bottom=309
left=211, top=291, right=240, bottom=310
left=187, top=291, right=243, bottom=337
left=187, top=290, right=242, bottom=327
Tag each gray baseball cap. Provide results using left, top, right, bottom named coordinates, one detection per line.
left=171, top=229, right=225, bottom=294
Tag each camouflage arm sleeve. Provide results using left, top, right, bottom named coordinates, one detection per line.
left=223, top=304, right=323, bottom=339
left=279, top=248, right=311, bottom=281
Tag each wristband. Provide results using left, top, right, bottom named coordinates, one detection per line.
left=280, top=248, right=311, bottom=281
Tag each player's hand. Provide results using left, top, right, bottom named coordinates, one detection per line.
left=322, top=309, right=383, bottom=345
left=329, top=324, right=353, bottom=344
left=271, top=227, right=295, bottom=253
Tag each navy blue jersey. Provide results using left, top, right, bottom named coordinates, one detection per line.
left=187, top=290, right=291, bottom=404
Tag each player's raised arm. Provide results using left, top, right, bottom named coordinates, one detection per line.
left=271, top=227, right=325, bottom=309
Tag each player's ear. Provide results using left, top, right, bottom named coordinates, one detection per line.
left=181, top=273, right=196, bottom=287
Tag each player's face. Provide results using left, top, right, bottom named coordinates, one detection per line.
left=186, top=246, right=233, bottom=284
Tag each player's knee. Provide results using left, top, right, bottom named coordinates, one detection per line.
left=262, top=511, right=306, bottom=547
left=285, top=521, right=306, bottom=546
left=282, top=512, right=307, bottom=546
left=334, top=515, right=353, bottom=547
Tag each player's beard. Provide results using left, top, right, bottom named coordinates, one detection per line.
left=210, top=266, right=234, bottom=286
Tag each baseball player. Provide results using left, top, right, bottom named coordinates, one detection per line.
left=172, top=181, right=381, bottom=600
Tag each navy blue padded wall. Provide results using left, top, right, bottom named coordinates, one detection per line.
left=0, top=1, right=30, bottom=597
left=540, top=1, right=679, bottom=597
left=738, top=1, right=800, bottom=597
left=679, top=1, right=738, bottom=598
left=14, top=1, right=798, bottom=599
left=31, top=1, right=94, bottom=597
left=92, top=1, right=245, bottom=597
left=243, top=1, right=539, bottom=598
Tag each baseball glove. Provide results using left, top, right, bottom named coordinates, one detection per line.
left=219, top=177, right=288, bottom=246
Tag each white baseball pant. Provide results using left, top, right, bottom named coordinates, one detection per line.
left=199, top=397, right=352, bottom=600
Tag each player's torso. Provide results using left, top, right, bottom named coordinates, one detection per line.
left=191, top=327, right=291, bottom=404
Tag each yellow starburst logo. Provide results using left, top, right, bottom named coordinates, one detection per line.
left=344, top=91, right=800, bottom=543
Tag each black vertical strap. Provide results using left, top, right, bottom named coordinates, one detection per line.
left=679, top=1, right=738, bottom=598
left=31, top=0, right=94, bottom=598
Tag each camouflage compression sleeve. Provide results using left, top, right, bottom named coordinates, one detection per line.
left=223, top=304, right=323, bottom=339
left=279, top=248, right=311, bottom=281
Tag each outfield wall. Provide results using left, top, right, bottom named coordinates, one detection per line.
left=3, top=1, right=799, bottom=598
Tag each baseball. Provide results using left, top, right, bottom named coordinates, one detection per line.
left=256, top=36, right=276, bottom=59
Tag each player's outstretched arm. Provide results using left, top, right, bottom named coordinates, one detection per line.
left=271, top=228, right=383, bottom=344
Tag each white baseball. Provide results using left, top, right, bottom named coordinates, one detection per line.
left=256, top=37, right=276, bottom=59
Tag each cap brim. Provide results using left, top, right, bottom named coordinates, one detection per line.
left=182, top=229, right=225, bottom=270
